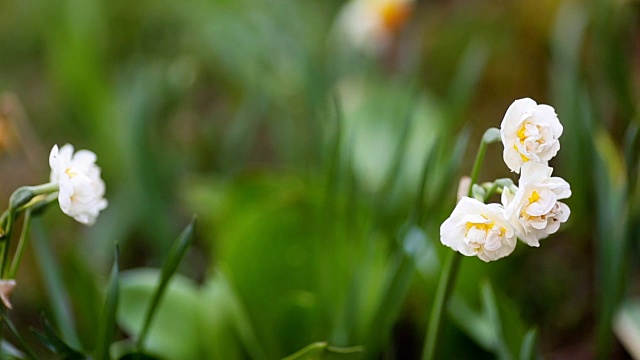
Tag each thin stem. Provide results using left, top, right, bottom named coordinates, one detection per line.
left=468, top=139, right=488, bottom=195
left=421, top=128, right=498, bottom=360
left=8, top=209, right=32, bottom=279
left=0, top=210, right=15, bottom=278
left=29, top=182, right=59, bottom=196
left=422, top=251, right=461, bottom=360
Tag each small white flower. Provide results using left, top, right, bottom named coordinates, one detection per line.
left=49, top=144, right=108, bottom=226
left=502, top=162, right=571, bottom=247
left=440, top=197, right=516, bottom=262
left=500, top=98, right=563, bottom=173
left=336, top=0, right=414, bottom=55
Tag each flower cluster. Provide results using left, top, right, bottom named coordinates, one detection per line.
left=49, top=144, right=108, bottom=225
left=440, top=98, right=571, bottom=262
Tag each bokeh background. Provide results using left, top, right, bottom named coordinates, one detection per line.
left=0, top=0, right=639, bottom=358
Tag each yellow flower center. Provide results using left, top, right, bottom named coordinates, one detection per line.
left=65, top=167, right=78, bottom=179
left=465, top=219, right=507, bottom=253
left=528, top=190, right=540, bottom=204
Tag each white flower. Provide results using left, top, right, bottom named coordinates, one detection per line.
left=440, top=197, right=516, bottom=262
left=335, top=0, right=414, bottom=55
left=49, top=144, right=108, bottom=226
left=502, top=162, right=571, bottom=247
left=500, top=98, right=563, bottom=173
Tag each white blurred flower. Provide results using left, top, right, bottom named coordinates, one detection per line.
left=440, top=197, right=516, bottom=262
left=336, top=0, right=414, bottom=55
left=500, top=98, right=563, bottom=173
left=49, top=144, right=108, bottom=226
left=0, top=279, right=16, bottom=309
left=502, top=162, right=571, bottom=247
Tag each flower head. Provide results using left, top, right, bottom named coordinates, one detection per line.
left=440, top=197, right=516, bottom=262
left=502, top=162, right=571, bottom=247
left=49, top=144, right=108, bottom=225
left=500, top=98, right=563, bottom=173
left=336, top=0, right=414, bottom=55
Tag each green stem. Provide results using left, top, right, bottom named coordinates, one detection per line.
left=0, top=210, right=15, bottom=278
left=8, top=209, right=32, bottom=279
left=422, top=251, right=462, bottom=360
left=421, top=128, right=499, bottom=360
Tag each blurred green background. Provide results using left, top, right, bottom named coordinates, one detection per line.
left=0, top=0, right=639, bottom=358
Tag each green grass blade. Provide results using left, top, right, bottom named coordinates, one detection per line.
left=519, top=328, right=539, bottom=360
left=136, top=217, right=196, bottom=351
left=30, top=219, right=81, bottom=348
left=282, top=341, right=364, bottom=360
left=96, top=246, right=120, bottom=360
left=30, top=316, right=86, bottom=359
left=0, top=307, right=38, bottom=360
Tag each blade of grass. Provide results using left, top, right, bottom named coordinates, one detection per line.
left=30, top=316, right=86, bottom=359
left=0, top=307, right=38, bottom=360
left=135, top=217, right=196, bottom=352
left=95, top=245, right=119, bottom=360
left=519, top=328, right=539, bottom=360
left=30, top=219, right=81, bottom=348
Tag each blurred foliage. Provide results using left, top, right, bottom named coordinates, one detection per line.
left=0, top=0, right=638, bottom=358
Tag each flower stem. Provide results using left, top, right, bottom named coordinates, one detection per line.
left=421, top=127, right=499, bottom=360
left=422, top=251, right=461, bottom=360
left=8, top=209, right=32, bottom=279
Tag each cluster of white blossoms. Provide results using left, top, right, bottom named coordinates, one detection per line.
left=440, top=98, right=571, bottom=262
left=49, top=144, right=108, bottom=225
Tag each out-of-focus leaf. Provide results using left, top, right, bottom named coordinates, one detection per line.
left=446, top=39, right=490, bottom=124
left=30, top=219, right=81, bottom=348
left=95, top=246, right=119, bottom=360
left=199, top=271, right=263, bottom=360
left=1, top=340, right=25, bottom=359
left=118, top=269, right=200, bottom=360
left=480, top=281, right=512, bottom=359
left=31, top=316, right=86, bottom=359
left=0, top=307, right=38, bottom=360
left=614, top=299, right=640, bottom=359
left=593, top=128, right=629, bottom=357
left=448, top=295, right=493, bottom=350
left=282, top=341, right=363, bottom=360
left=339, top=79, right=441, bottom=195
left=136, top=217, right=196, bottom=351
left=117, top=352, right=162, bottom=360
left=449, top=280, right=535, bottom=359
left=519, top=328, right=539, bottom=360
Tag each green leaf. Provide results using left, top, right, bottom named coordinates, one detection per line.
left=118, top=269, right=201, bottom=360
left=95, top=245, right=120, bottom=360
left=1, top=340, right=26, bottom=359
left=118, top=352, right=163, bottom=360
left=30, top=316, right=86, bottom=359
left=136, top=217, right=196, bottom=351
left=519, top=328, right=539, bottom=360
left=282, top=342, right=363, bottom=360
left=480, top=281, right=512, bottom=360
left=30, top=219, right=81, bottom=348
left=449, top=280, right=536, bottom=359
left=0, top=307, right=38, bottom=360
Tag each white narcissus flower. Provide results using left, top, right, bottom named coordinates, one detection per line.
left=336, top=0, right=414, bottom=55
left=440, top=197, right=517, bottom=262
left=500, top=98, right=563, bottom=173
left=502, top=162, right=571, bottom=247
left=49, top=144, right=108, bottom=226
